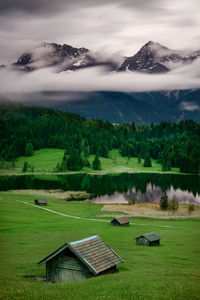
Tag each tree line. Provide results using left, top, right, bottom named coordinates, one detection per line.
left=0, top=99, right=199, bottom=173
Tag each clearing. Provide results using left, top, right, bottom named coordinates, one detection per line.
left=3, top=148, right=180, bottom=175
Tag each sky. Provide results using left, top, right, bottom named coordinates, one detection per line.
left=0, top=0, right=200, bottom=94
left=1, top=0, right=200, bottom=63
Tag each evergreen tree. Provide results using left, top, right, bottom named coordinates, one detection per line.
left=160, top=146, right=171, bottom=171
left=160, top=190, right=168, bottom=210
left=25, top=143, right=34, bottom=157
left=92, top=154, right=101, bottom=170
left=137, top=153, right=141, bottom=164
left=22, top=161, right=28, bottom=172
left=67, top=150, right=82, bottom=171
left=144, top=152, right=152, bottom=167
left=82, top=157, right=91, bottom=167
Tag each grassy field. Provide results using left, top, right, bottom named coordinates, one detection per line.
left=0, top=191, right=200, bottom=300
left=15, top=148, right=65, bottom=171
left=12, top=148, right=180, bottom=175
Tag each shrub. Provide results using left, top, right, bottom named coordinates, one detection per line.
left=168, top=195, right=179, bottom=212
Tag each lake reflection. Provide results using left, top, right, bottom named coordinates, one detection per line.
left=0, top=173, right=199, bottom=204
left=87, top=183, right=200, bottom=205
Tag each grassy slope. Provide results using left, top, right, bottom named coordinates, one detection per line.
left=16, top=148, right=65, bottom=170
left=14, top=148, right=179, bottom=174
left=0, top=191, right=200, bottom=300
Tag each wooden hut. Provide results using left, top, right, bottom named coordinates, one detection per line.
left=135, top=233, right=161, bottom=246
left=38, top=235, right=123, bottom=282
left=34, top=199, right=47, bottom=206
left=111, top=216, right=129, bottom=226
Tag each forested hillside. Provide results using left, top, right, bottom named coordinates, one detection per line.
left=0, top=98, right=199, bottom=173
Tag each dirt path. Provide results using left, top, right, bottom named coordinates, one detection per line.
left=16, top=200, right=174, bottom=228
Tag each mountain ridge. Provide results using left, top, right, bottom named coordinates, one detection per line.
left=9, top=40, right=200, bottom=74
left=16, top=89, right=200, bottom=124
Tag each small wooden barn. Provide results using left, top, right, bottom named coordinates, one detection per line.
left=135, top=233, right=161, bottom=246
left=111, top=216, right=130, bottom=226
left=34, top=199, right=47, bottom=206
left=38, top=235, right=123, bottom=282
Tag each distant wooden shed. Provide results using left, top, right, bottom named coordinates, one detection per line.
left=34, top=199, right=47, bottom=205
left=135, top=233, right=161, bottom=246
left=111, top=216, right=130, bottom=226
left=38, top=235, right=123, bottom=282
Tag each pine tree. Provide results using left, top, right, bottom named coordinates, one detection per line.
left=25, top=143, right=34, bottom=157
left=161, top=147, right=171, bottom=171
left=144, top=152, right=152, bottom=167
left=92, top=154, right=101, bottom=170
left=22, top=161, right=28, bottom=172
left=160, top=190, right=168, bottom=210
left=67, top=150, right=82, bottom=171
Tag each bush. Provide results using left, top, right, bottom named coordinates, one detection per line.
left=128, top=195, right=136, bottom=205
left=168, top=195, right=179, bottom=212
left=188, top=201, right=195, bottom=214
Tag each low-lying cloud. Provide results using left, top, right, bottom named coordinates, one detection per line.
left=0, top=58, right=200, bottom=96
left=180, top=101, right=200, bottom=111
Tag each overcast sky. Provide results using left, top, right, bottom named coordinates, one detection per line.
left=0, top=0, right=200, bottom=64
left=0, top=0, right=200, bottom=96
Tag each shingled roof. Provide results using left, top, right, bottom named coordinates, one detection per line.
left=112, top=216, right=129, bottom=225
left=136, top=233, right=161, bottom=241
left=35, top=198, right=47, bottom=204
left=38, top=235, right=123, bottom=275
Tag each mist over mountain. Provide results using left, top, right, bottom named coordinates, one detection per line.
left=1, top=41, right=200, bottom=124
left=11, top=40, right=200, bottom=74
left=16, top=89, right=200, bottom=124
left=119, top=41, right=200, bottom=73
left=13, top=42, right=121, bottom=72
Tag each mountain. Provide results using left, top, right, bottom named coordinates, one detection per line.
left=3, top=41, right=200, bottom=123
left=14, top=42, right=118, bottom=72
left=18, top=89, right=200, bottom=124
left=119, top=41, right=200, bottom=73
left=12, top=40, right=200, bottom=74
left=24, top=91, right=165, bottom=124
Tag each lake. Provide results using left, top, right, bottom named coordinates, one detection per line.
left=0, top=173, right=199, bottom=205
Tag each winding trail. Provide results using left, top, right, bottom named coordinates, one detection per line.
left=16, top=200, right=174, bottom=228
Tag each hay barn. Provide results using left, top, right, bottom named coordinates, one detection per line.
left=111, top=216, right=130, bottom=226
left=38, top=235, right=123, bottom=282
left=135, top=233, right=161, bottom=246
left=34, top=199, right=47, bottom=205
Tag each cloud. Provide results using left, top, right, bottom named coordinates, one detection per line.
left=0, top=0, right=200, bottom=66
left=0, top=0, right=200, bottom=97
left=0, top=0, right=164, bottom=15
left=0, top=58, right=200, bottom=95
left=180, top=102, right=200, bottom=111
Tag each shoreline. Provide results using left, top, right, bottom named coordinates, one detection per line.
left=0, top=169, right=198, bottom=176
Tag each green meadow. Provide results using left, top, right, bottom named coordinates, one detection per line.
left=13, top=148, right=180, bottom=175
left=0, top=191, right=200, bottom=300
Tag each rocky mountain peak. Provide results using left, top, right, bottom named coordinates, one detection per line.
left=11, top=40, right=200, bottom=74
left=13, top=41, right=119, bottom=72
left=119, top=41, right=200, bottom=73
